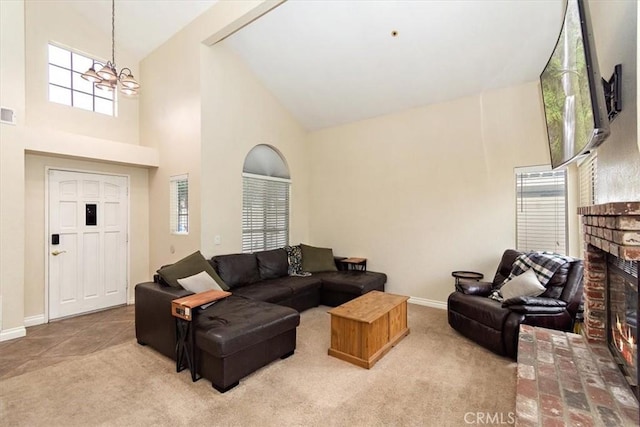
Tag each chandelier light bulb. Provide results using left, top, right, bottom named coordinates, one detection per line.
left=81, top=66, right=102, bottom=83
left=96, top=81, right=115, bottom=92
left=119, top=69, right=140, bottom=89
left=120, top=86, right=138, bottom=96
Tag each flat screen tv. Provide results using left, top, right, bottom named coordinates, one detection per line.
left=540, top=0, right=610, bottom=169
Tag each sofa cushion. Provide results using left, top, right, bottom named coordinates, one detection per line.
left=212, top=253, right=260, bottom=289
left=177, top=271, right=225, bottom=294
left=255, top=249, right=289, bottom=280
left=317, top=271, right=386, bottom=295
left=261, top=275, right=322, bottom=295
left=157, top=251, right=227, bottom=290
left=195, top=297, right=300, bottom=358
left=230, top=282, right=293, bottom=303
left=300, top=244, right=338, bottom=273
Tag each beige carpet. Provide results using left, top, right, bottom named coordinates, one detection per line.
left=0, top=304, right=516, bottom=426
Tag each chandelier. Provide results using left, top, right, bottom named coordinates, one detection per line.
left=81, top=0, right=140, bottom=95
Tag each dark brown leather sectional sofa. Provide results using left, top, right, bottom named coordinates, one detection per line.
left=135, top=248, right=386, bottom=392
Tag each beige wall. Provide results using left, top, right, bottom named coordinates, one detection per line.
left=0, top=0, right=27, bottom=335
left=590, top=0, right=640, bottom=202
left=25, top=0, right=139, bottom=144
left=307, top=82, right=553, bottom=304
left=140, top=25, right=202, bottom=271
left=140, top=0, right=283, bottom=272
left=24, top=154, right=150, bottom=318
left=200, top=43, right=309, bottom=256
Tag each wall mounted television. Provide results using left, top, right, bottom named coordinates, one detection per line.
left=540, top=0, right=610, bottom=169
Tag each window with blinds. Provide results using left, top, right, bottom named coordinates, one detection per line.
left=515, top=166, right=567, bottom=254
left=578, top=151, right=598, bottom=207
left=170, top=174, right=188, bottom=234
left=242, top=173, right=290, bottom=253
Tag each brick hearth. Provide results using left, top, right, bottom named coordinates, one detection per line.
left=516, top=325, right=638, bottom=426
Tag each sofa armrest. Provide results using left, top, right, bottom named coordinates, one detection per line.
left=456, top=280, right=493, bottom=296
left=502, top=296, right=567, bottom=314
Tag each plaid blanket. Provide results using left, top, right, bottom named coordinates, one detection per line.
left=503, top=252, right=574, bottom=286
left=488, top=251, right=573, bottom=302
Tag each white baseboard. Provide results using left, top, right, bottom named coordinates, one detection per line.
left=408, top=296, right=447, bottom=310
left=0, top=326, right=26, bottom=342
left=128, top=297, right=135, bottom=305
left=24, top=314, right=46, bottom=327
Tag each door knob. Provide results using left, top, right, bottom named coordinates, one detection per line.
left=51, top=250, right=67, bottom=256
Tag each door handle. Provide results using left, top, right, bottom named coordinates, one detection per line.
left=51, top=250, right=67, bottom=256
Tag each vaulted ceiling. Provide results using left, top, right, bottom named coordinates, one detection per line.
left=68, top=0, right=566, bottom=131
left=225, top=0, right=566, bottom=130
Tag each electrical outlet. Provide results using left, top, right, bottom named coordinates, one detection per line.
left=214, top=235, right=221, bottom=245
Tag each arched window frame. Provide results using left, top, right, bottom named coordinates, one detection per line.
left=242, top=145, right=290, bottom=253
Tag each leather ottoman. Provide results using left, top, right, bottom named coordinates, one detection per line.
left=194, top=296, right=300, bottom=392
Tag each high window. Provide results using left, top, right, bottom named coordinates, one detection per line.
left=242, top=145, right=290, bottom=253
left=47, top=44, right=115, bottom=116
left=515, top=166, right=568, bottom=254
left=170, top=174, right=189, bottom=235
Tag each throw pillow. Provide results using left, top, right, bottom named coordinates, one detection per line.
left=157, top=251, right=228, bottom=290
left=500, top=269, right=546, bottom=301
left=284, top=245, right=303, bottom=275
left=300, top=243, right=338, bottom=273
left=177, top=271, right=224, bottom=294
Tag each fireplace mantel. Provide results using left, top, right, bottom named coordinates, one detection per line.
left=578, top=202, right=640, bottom=262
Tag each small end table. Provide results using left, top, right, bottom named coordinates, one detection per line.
left=451, top=271, right=484, bottom=292
left=171, top=289, right=231, bottom=381
left=339, top=257, right=367, bottom=272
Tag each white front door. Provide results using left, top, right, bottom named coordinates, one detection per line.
left=48, top=170, right=128, bottom=320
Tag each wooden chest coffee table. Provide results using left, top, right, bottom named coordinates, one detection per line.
left=328, top=291, right=410, bottom=369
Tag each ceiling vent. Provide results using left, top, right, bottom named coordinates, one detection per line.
left=0, top=107, right=16, bottom=125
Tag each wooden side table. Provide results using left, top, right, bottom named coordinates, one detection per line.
left=171, top=289, right=231, bottom=381
left=339, top=257, right=367, bottom=272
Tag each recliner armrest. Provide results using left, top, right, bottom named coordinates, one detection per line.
left=456, top=280, right=493, bottom=296
left=502, top=296, right=567, bottom=314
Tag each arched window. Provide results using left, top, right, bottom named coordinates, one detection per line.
left=242, top=145, right=291, bottom=253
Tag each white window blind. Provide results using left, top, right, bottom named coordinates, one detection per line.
left=516, top=166, right=567, bottom=254
left=170, top=174, right=188, bottom=234
left=578, top=151, right=598, bottom=207
left=47, top=44, right=115, bottom=116
left=242, top=173, right=290, bottom=253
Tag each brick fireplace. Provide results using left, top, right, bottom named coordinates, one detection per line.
left=578, top=202, right=639, bottom=398
left=515, top=202, right=639, bottom=425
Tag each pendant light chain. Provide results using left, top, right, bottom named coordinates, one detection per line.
left=111, top=0, right=115, bottom=66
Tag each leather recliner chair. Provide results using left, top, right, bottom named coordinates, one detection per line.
left=447, top=249, right=584, bottom=359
